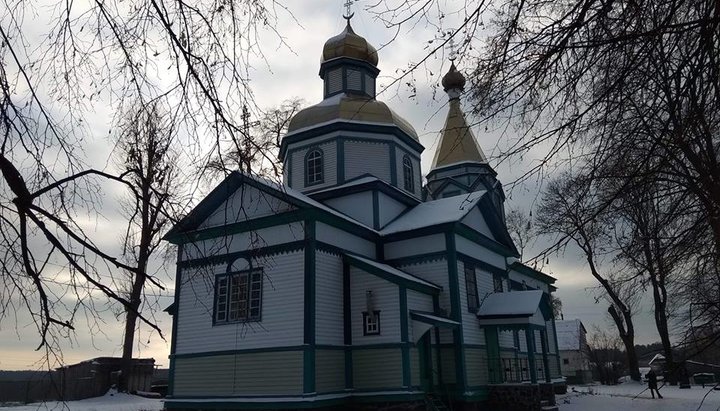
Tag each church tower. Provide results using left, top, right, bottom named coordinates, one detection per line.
left=425, top=61, right=506, bottom=219
left=279, top=17, right=425, bottom=229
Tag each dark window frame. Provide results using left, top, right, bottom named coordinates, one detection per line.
left=493, top=275, right=504, bottom=293
left=214, top=268, right=263, bottom=325
left=465, top=264, right=479, bottom=313
left=402, top=155, right=414, bottom=192
left=305, top=148, right=324, bottom=186
left=362, top=311, right=381, bottom=336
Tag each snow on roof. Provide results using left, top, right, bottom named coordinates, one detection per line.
left=410, top=311, right=460, bottom=326
left=309, top=176, right=379, bottom=194
left=556, top=319, right=586, bottom=351
left=346, top=254, right=441, bottom=290
left=476, top=289, right=544, bottom=317
left=380, top=191, right=486, bottom=235
left=649, top=353, right=666, bottom=364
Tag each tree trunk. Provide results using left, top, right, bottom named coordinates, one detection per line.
left=608, top=305, right=641, bottom=381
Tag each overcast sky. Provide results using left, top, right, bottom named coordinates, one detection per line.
left=0, top=0, right=665, bottom=371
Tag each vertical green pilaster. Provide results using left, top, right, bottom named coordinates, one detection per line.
left=485, top=326, right=501, bottom=383
left=400, top=287, right=411, bottom=388
left=525, top=327, right=538, bottom=384
left=337, top=138, right=345, bottom=184
left=303, top=219, right=316, bottom=394
left=372, top=191, right=380, bottom=230
left=167, top=244, right=183, bottom=397
left=445, top=231, right=466, bottom=394
left=433, top=294, right=443, bottom=388
left=551, top=316, right=562, bottom=378
left=389, top=143, right=397, bottom=186
left=540, top=329, right=551, bottom=383
left=343, top=259, right=353, bottom=389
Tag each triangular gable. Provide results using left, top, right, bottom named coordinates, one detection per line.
left=344, top=254, right=441, bottom=295
left=460, top=205, right=496, bottom=240
left=197, top=182, right=296, bottom=230
left=477, top=196, right=519, bottom=255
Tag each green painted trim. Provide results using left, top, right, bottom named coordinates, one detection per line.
left=445, top=231, right=467, bottom=394
left=385, top=251, right=447, bottom=266
left=304, top=219, right=316, bottom=394
left=307, top=175, right=419, bottom=207
left=287, top=155, right=293, bottom=188
left=383, top=222, right=455, bottom=242
left=551, top=316, right=562, bottom=374
left=525, top=327, right=538, bottom=383
left=457, top=253, right=507, bottom=277
left=172, top=345, right=306, bottom=359
left=426, top=161, right=497, bottom=180
left=310, top=209, right=378, bottom=241
left=337, top=138, right=345, bottom=184
left=509, top=261, right=557, bottom=284
left=540, top=329, right=551, bottom=383
left=344, top=254, right=441, bottom=295
left=399, top=287, right=411, bottom=388
left=372, top=190, right=380, bottom=230
left=167, top=244, right=183, bottom=396
left=455, top=224, right=519, bottom=258
left=389, top=143, right=397, bottom=186
left=179, top=241, right=305, bottom=268
left=410, top=311, right=459, bottom=328
left=484, top=326, right=501, bottom=383
left=343, top=259, right=353, bottom=389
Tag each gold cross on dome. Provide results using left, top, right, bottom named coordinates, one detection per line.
left=343, top=0, right=355, bottom=20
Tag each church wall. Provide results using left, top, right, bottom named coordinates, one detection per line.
left=397, top=258, right=453, bottom=344
left=499, top=331, right=515, bottom=348
left=352, top=348, right=403, bottom=389
left=377, top=192, right=408, bottom=229
left=181, top=222, right=305, bottom=261
left=323, top=191, right=374, bottom=227
left=458, top=260, right=486, bottom=346
left=455, top=234, right=506, bottom=270
left=406, top=289, right=433, bottom=313
left=315, top=250, right=344, bottom=346
left=410, top=346, right=420, bottom=387
left=289, top=140, right=337, bottom=190
left=172, top=350, right=304, bottom=396
left=461, top=207, right=495, bottom=241
left=316, top=222, right=375, bottom=257
left=197, top=183, right=296, bottom=230
left=384, top=233, right=445, bottom=260
left=440, top=347, right=456, bottom=383
left=350, top=267, right=401, bottom=345
left=315, top=349, right=346, bottom=393
left=344, top=140, right=391, bottom=182
left=464, top=347, right=489, bottom=386
left=175, top=250, right=305, bottom=355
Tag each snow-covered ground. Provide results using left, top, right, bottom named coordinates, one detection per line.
left=560, top=381, right=720, bottom=411
left=0, top=390, right=163, bottom=411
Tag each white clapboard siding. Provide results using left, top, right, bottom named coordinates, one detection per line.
left=315, top=251, right=344, bottom=345
left=316, top=222, right=375, bottom=257
left=344, top=140, right=391, bottom=182
left=377, top=192, right=409, bottom=229
left=407, top=290, right=434, bottom=342
left=499, top=330, right=515, bottom=348
left=398, top=259, right=453, bottom=344
left=324, top=191, right=374, bottom=228
left=198, top=183, right=296, bottom=230
left=182, top=223, right=305, bottom=261
left=175, top=251, right=305, bottom=354
left=384, top=234, right=445, bottom=260
left=458, top=261, right=485, bottom=345
left=547, top=320, right=556, bottom=353
left=290, top=140, right=337, bottom=190
left=455, top=235, right=507, bottom=270
left=353, top=348, right=403, bottom=389
left=465, top=347, right=489, bottom=386
left=519, top=331, right=528, bottom=352
left=460, top=207, right=495, bottom=240
left=535, top=329, right=543, bottom=353
left=350, top=267, right=400, bottom=345
left=315, top=349, right=345, bottom=393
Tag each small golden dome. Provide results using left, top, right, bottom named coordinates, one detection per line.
left=322, top=21, right=379, bottom=66
left=286, top=94, right=418, bottom=140
left=441, top=61, right=466, bottom=91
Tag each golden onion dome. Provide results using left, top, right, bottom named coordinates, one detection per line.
left=441, top=61, right=466, bottom=91
left=322, top=21, right=379, bottom=66
left=286, top=94, right=418, bottom=140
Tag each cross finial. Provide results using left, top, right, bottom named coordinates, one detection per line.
left=343, top=0, right=355, bottom=20
left=447, top=29, right=458, bottom=61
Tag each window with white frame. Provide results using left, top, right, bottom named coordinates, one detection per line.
left=402, top=155, right=414, bottom=192
left=306, top=149, right=324, bottom=185
left=215, top=269, right=263, bottom=324
left=363, top=311, right=381, bottom=335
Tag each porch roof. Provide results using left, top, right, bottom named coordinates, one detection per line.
left=476, top=290, right=548, bottom=327
left=410, top=311, right=460, bottom=328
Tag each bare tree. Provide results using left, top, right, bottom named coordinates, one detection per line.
left=114, top=101, right=181, bottom=391
left=587, top=326, right=626, bottom=385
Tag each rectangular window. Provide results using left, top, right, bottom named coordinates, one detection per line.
left=363, top=311, right=381, bottom=335
left=215, top=269, right=263, bottom=324
left=465, top=265, right=479, bottom=313
left=563, top=358, right=570, bottom=365
left=493, top=275, right=504, bottom=293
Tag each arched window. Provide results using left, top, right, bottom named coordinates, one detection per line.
left=402, top=155, right=414, bottom=192
left=306, top=149, right=324, bottom=186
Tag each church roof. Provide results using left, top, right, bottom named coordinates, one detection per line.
left=286, top=93, right=418, bottom=140
left=430, top=63, right=488, bottom=169
left=380, top=191, right=486, bottom=235
left=322, top=20, right=378, bottom=66
left=345, top=254, right=441, bottom=294
left=476, top=290, right=544, bottom=318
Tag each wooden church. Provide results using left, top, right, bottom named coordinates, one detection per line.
left=163, top=15, right=564, bottom=411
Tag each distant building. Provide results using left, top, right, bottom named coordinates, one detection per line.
left=556, top=319, right=592, bottom=384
